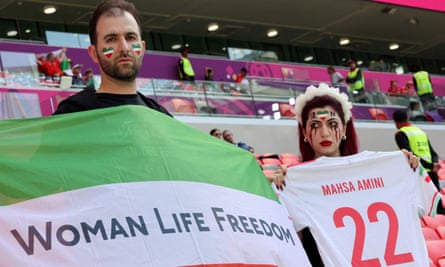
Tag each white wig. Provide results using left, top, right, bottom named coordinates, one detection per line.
left=294, top=83, right=352, bottom=125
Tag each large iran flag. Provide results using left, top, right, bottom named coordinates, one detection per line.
left=0, top=106, right=310, bottom=267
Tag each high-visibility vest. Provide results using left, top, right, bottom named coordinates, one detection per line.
left=399, top=125, right=432, bottom=171
left=347, top=68, right=364, bottom=91
left=179, top=57, right=195, bottom=78
left=413, top=71, right=433, bottom=96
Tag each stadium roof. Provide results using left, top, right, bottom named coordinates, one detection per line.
left=1, top=0, right=445, bottom=60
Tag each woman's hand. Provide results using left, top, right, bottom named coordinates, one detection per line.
left=266, top=165, right=287, bottom=191
left=401, top=149, right=420, bottom=171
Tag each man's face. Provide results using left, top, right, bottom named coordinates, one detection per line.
left=223, top=131, right=234, bottom=143
left=91, top=11, right=145, bottom=82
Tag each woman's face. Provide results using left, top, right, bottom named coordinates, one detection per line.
left=303, top=106, right=346, bottom=159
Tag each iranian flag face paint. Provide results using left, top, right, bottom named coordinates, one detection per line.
left=314, top=110, right=331, bottom=121
left=102, top=47, right=114, bottom=58
left=132, top=43, right=142, bottom=56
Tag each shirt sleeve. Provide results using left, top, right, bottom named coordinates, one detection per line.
left=394, top=131, right=410, bottom=151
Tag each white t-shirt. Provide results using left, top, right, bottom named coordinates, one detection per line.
left=279, top=151, right=441, bottom=267
left=331, top=71, right=344, bottom=86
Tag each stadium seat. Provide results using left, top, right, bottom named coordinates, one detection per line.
left=171, top=98, right=197, bottom=113
left=423, top=227, right=441, bottom=240
left=422, top=215, right=445, bottom=229
left=279, top=103, right=296, bottom=117
left=261, top=164, right=280, bottom=171
left=261, top=157, right=282, bottom=166
left=280, top=153, right=300, bottom=167
left=426, top=240, right=445, bottom=266
left=368, top=107, right=389, bottom=121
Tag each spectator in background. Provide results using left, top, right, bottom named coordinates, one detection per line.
left=53, top=0, right=171, bottom=117
left=178, top=47, right=195, bottom=81
left=392, top=109, right=441, bottom=191
left=403, top=80, right=416, bottom=96
left=222, top=129, right=254, bottom=153
left=232, top=67, right=249, bottom=93
left=83, top=68, right=95, bottom=87
left=412, top=65, right=436, bottom=111
left=369, top=57, right=389, bottom=72
left=209, top=128, right=222, bottom=139
left=234, top=67, right=248, bottom=84
left=71, top=64, right=86, bottom=86
left=37, top=48, right=67, bottom=79
left=408, top=101, right=426, bottom=121
left=327, top=66, right=344, bottom=87
left=205, top=68, right=214, bottom=81
left=387, top=79, right=405, bottom=96
left=60, top=56, right=73, bottom=76
left=345, top=59, right=367, bottom=103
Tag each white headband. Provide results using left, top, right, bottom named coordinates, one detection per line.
left=294, top=83, right=352, bottom=125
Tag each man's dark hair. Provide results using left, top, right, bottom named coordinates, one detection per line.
left=89, top=0, right=141, bottom=46
left=209, top=128, right=219, bottom=135
left=392, top=109, right=408, bottom=123
left=241, top=67, right=247, bottom=73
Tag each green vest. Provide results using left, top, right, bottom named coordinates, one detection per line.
left=180, top=57, right=195, bottom=77
left=399, top=125, right=432, bottom=171
left=413, top=71, right=433, bottom=96
left=347, top=68, right=364, bottom=92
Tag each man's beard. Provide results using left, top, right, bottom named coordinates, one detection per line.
left=97, top=51, right=141, bottom=82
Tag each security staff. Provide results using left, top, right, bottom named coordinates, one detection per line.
left=412, top=65, right=435, bottom=111
left=178, top=47, right=195, bottom=81
left=392, top=109, right=440, bottom=190
left=345, top=59, right=367, bottom=103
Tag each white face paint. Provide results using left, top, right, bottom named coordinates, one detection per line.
left=304, top=106, right=346, bottom=159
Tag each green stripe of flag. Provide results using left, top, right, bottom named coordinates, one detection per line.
left=0, top=106, right=277, bottom=205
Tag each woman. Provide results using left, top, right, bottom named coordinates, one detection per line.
left=276, top=83, right=422, bottom=266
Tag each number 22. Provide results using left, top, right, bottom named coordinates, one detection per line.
left=333, top=202, right=414, bottom=266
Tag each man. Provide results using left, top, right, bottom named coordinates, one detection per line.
left=178, top=47, right=195, bottom=81
left=392, top=109, right=440, bottom=190
left=222, top=129, right=254, bottom=153
left=209, top=128, right=222, bottom=139
left=53, top=0, right=171, bottom=116
left=327, top=65, right=344, bottom=87
left=412, top=65, right=436, bottom=111
left=71, top=64, right=86, bottom=86
left=37, top=48, right=66, bottom=78
left=345, top=59, right=367, bottom=103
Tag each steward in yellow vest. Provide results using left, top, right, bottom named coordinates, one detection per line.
left=345, top=59, right=367, bottom=103
left=412, top=65, right=436, bottom=111
left=178, top=47, right=195, bottom=81
left=392, top=109, right=440, bottom=190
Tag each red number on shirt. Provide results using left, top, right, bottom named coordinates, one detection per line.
left=333, top=202, right=414, bottom=267
left=368, top=202, right=414, bottom=265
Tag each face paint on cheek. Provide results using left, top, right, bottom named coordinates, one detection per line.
left=131, top=43, right=142, bottom=56
left=102, top=47, right=114, bottom=58
left=333, top=128, right=341, bottom=142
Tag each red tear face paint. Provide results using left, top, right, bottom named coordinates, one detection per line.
left=306, top=107, right=345, bottom=158
left=131, top=43, right=142, bottom=56
left=102, top=47, right=114, bottom=58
